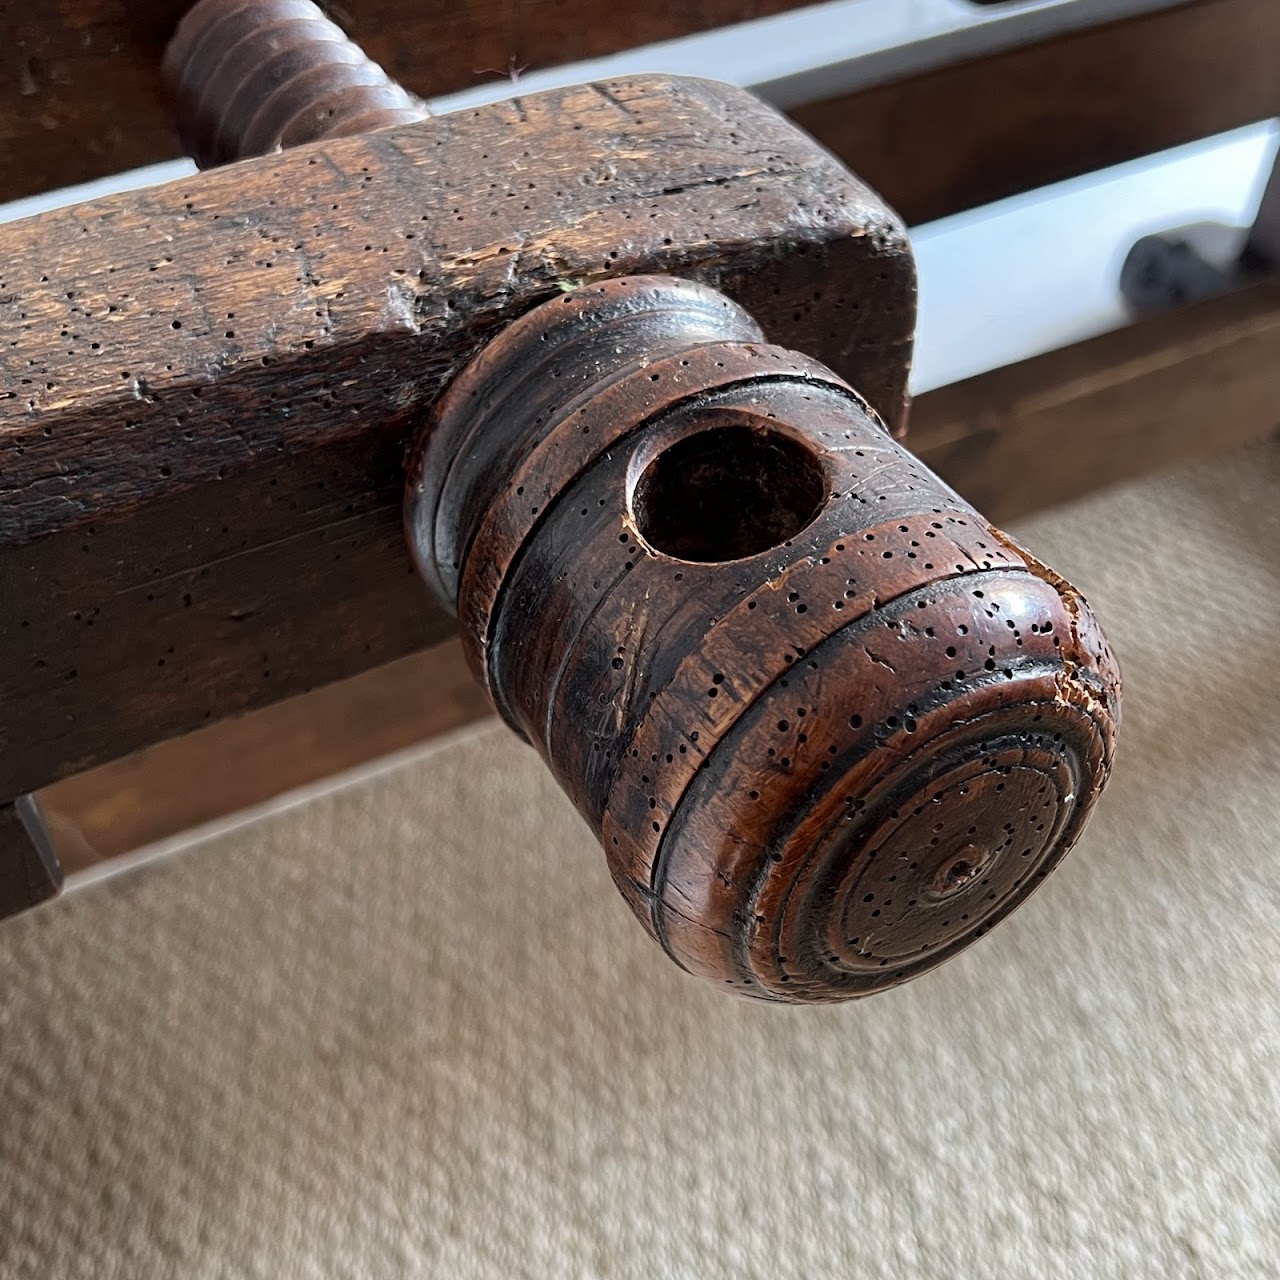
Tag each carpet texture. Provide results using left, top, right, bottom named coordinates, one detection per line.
left=3, top=443, right=1279, bottom=1279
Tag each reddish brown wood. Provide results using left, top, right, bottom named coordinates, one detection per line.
left=7, top=6, right=1129, bottom=990
left=408, top=276, right=1121, bottom=1002
left=0, top=76, right=915, bottom=812
left=164, top=0, right=431, bottom=168
left=28, top=275, right=1279, bottom=897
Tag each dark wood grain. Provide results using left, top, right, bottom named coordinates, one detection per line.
left=13, top=279, right=1279, bottom=919
left=0, top=799, right=63, bottom=917
left=0, top=0, right=818, bottom=200
left=792, top=0, right=1280, bottom=226
left=29, top=278, right=1280, bottom=902
left=410, top=275, right=1120, bottom=1002
left=0, top=74, right=915, bottom=804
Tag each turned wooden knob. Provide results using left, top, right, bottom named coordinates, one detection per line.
left=407, top=276, right=1120, bottom=1002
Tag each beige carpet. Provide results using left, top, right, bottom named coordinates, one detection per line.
left=3, top=443, right=1279, bottom=1279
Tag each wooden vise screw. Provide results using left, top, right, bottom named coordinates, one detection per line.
left=164, top=0, right=1120, bottom=1001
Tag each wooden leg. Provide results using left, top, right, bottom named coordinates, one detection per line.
left=0, top=797, right=63, bottom=917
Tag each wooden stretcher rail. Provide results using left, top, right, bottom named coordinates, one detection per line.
left=41, top=643, right=490, bottom=875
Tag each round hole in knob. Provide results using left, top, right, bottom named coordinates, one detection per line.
left=631, top=425, right=826, bottom=563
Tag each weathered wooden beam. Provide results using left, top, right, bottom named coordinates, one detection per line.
left=0, top=74, right=915, bottom=802
left=4, top=2, right=1277, bottom=224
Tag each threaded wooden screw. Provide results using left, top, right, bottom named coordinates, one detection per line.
left=164, top=0, right=431, bottom=168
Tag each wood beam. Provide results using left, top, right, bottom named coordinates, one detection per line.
left=0, top=75, right=915, bottom=802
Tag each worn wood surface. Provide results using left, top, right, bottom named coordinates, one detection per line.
left=793, top=0, right=1280, bottom=226
left=33, top=273, right=1280, bottom=894
left=0, top=75, right=915, bottom=805
left=3, top=2, right=1277, bottom=224
left=0, top=0, right=816, bottom=200
left=39, top=642, right=490, bottom=875
left=408, top=274, right=1119, bottom=1001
